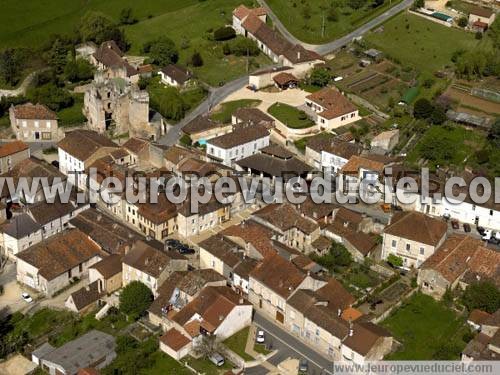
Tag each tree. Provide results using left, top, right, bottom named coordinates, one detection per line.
left=229, top=38, right=260, bottom=56
left=462, top=281, right=500, bottom=313
left=192, top=335, right=223, bottom=358
left=349, top=0, right=366, bottom=10
left=119, top=8, right=137, bottom=25
left=331, top=242, right=353, bottom=267
left=458, top=17, right=468, bottom=28
left=430, top=106, right=447, bottom=125
left=26, top=83, right=73, bottom=111
left=488, top=118, right=500, bottom=147
left=413, top=98, right=433, bottom=119
left=0, top=48, right=25, bottom=86
left=442, top=287, right=453, bottom=307
left=413, top=0, right=424, bottom=9
left=327, top=8, right=338, bottom=22
left=432, top=342, right=462, bottom=359
left=119, top=281, right=153, bottom=318
left=309, top=67, right=332, bottom=87
left=191, top=51, right=204, bottom=67
left=373, top=0, right=385, bottom=7
left=47, top=39, right=69, bottom=73
left=79, top=12, right=128, bottom=50
left=64, top=58, right=94, bottom=82
left=213, top=27, right=236, bottom=41
left=146, top=36, right=179, bottom=66
left=420, top=136, right=454, bottom=164
left=387, top=254, right=403, bottom=268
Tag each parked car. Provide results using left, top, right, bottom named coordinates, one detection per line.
left=477, top=226, right=486, bottom=236
left=209, top=352, right=225, bottom=367
left=21, top=292, right=33, bottom=303
left=256, top=330, right=265, bottom=343
left=51, top=160, right=59, bottom=168
left=463, top=223, right=471, bottom=233
left=451, top=220, right=460, bottom=230
left=178, top=246, right=195, bottom=255
left=299, top=359, right=309, bottom=373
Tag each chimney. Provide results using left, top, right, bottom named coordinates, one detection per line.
left=239, top=298, right=244, bottom=304
left=85, top=285, right=90, bottom=292
left=219, top=315, right=224, bottom=321
left=349, top=321, right=354, bottom=337
left=337, top=308, right=341, bottom=317
left=297, top=51, right=301, bottom=60
left=145, top=257, right=150, bottom=265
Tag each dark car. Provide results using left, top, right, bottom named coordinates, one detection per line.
left=51, top=160, right=59, bottom=168
left=477, top=226, right=486, bottom=236
left=178, top=246, right=195, bottom=255
left=463, top=223, right=471, bottom=233
left=451, top=220, right=460, bottom=230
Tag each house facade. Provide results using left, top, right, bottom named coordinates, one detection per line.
left=305, top=88, right=359, bottom=130
left=0, top=141, right=30, bottom=174
left=9, top=103, right=59, bottom=142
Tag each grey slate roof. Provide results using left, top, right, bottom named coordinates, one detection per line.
left=0, top=213, right=41, bottom=239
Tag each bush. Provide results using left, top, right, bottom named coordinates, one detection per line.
left=458, top=17, right=468, bottom=28
left=475, top=31, right=483, bottom=40
left=462, top=281, right=500, bottom=313
left=229, top=38, right=260, bottom=56
left=144, top=36, right=179, bottom=66
left=64, top=58, right=94, bottom=82
left=119, top=281, right=153, bottom=319
left=387, top=254, right=403, bottom=268
left=26, top=83, right=73, bottom=111
left=308, top=67, right=332, bottom=87
left=413, top=98, right=433, bottom=119
left=213, top=26, right=236, bottom=41
left=191, top=51, right=204, bottom=67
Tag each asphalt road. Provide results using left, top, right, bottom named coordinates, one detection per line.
left=157, top=75, right=251, bottom=146
left=257, top=0, right=414, bottom=55
left=254, top=312, right=334, bottom=375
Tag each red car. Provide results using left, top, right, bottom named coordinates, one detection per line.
left=451, top=220, right=460, bottom=230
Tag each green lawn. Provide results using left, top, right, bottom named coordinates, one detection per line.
left=266, top=0, right=403, bottom=44
left=57, top=94, right=86, bottom=127
left=211, top=99, right=261, bottom=123
left=0, top=0, right=271, bottom=86
left=185, top=355, right=233, bottom=375
left=365, top=13, right=480, bottom=74
left=268, top=102, right=315, bottom=129
left=223, top=326, right=254, bottom=361
left=406, top=123, right=485, bottom=170
left=382, top=293, right=469, bottom=359
left=144, top=351, right=192, bottom=375
left=254, top=343, right=271, bottom=355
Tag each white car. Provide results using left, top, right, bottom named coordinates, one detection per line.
left=21, top=292, right=33, bottom=303
left=256, top=330, right=265, bottom=343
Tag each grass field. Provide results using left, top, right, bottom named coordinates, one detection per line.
left=406, top=124, right=485, bottom=170
left=382, top=293, right=469, bottom=359
left=365, top=13, right=480, bottom=74
left=57, top=94, right=86, bottom=127
left=268, top=102, right=315, bottom=129
left=223, top=326, right=254, bottom=361
left=211, top=99, right=262, bottom=123
left=266, top=0, right=403, bottom=44
left=0, top=0, right=271, bottom=86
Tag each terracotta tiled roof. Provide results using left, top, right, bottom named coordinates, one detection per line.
left=340, top=155, right=386, bottom=175
left=93, top=41, right=138, bottom=77
left=273, top=72, right=298, bottom=86
left=222, top=220, right=276, bottom=258
left=253, top=203, right=319, bottom=234
left=122, top=137, right=149, bottom=154
left=249, top=253, right=306, bottom=299
left=283, top=44, right=323, bottom=64
left=469, top=309, right=492, bottom=325
left=233, top=107, right=274, bottom=126
left=69, top=281, right=103, bottom=311
left=384, top=211, right=447, bottom=247
left=164, top=145, right=200, bottom=166
left=28, top=199, right=77, bottom=226
left=160, top=328, right=191, bottom=351
left=241, top=14, right=264, bottom=34
left=137, top=193, right=177, bottom=224
left=233, top=5, right=267, bottom=20
left=469, top=5, right=494, bottom=18
left=58, top=130, right=118, bottom=161
left=11, top=103, right=57, bottom=120
left=341, top=307, right=363, bottom=322
left=199, top=234, right=243, bottom=268
left=90, top=254, right=122, bottom=279
left=306, top=88, right=356, bottom=120
left=182, top=115, right=226, bottom=135
left=16, top=229, right=102, bottom=281
left=343, top=322, right=391, bottom=356
left=123, top=240, right=185, bottom=278
left=236, top=152, right=311, bottom=178
left=0, top=141, right=29, bottom=158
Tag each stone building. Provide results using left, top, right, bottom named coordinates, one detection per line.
left=84, top=72, right=165, bottom=140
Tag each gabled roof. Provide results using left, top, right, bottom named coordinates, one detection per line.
left=28, top=199, right=77, bottom=226
left=161, top=64, right=191, bottom=84
left=250, top=253, right=306, bottom=299
left=199, top=234, right=243, bottom=268
left=90, top=254, right=123, bottom=279
left=469, top=5, right=494, bottom=18
left=58, top=130, right=118, bottom=161
left=233, top=5, right=267, bottom=20
left=207, top=123, right=269, bottom=149
left=123, top=240, right=185, bottom=278
left=340, top=155, right=386, bottom=175
left=122, top=137, right=149, bottom=154
left=306, top=88, right=357, bottom=120
left=222, top=220, right=276, bottom=258
left=68, top=280, right=103, bottom=311
left=160, top=328, right=191, bottom=351
left=11, top=103, right=57, bottom=120
left=16, top=229, right=102, bottom=281
left=0, top=213, right=41, bottom=239
left=384, top=211, right=447, bottom=246
left=342, top=322, right=391, bottom=356
left=253, top=203, right=319, bottom=234
left=0, top=140, right=29, bottom=158
left=182, top=115, right=226, bottom=135
left=233, top=107, right=274, bottom=125
left=93, top=41, right=137, bottom=77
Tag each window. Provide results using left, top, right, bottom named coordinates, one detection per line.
left=46, top=121, right=51, bottom=128
left=406, top=243, right=411, bottom=251
left=34, top=121, right=39, bottom=128
left=391, top=240, right=396, bottom=248
left=490, top=210, right=494, bottom=216
left=419, top=247, right=425, bottom=255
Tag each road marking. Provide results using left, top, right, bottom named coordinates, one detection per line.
left=255, top=321, right=333, bottom=375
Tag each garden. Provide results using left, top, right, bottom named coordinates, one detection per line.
left=382, top=293, right=470, bottom=359
left=211, top=99, right=262, bottom=123
left=267, top=102, right=315, bottom=129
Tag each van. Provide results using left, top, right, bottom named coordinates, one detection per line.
left=209, top=352, right=225, bottom=367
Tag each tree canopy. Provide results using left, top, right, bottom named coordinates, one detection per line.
left=462, top=281, right=500, bottom=314
left=144, top=37, right=179, bottom=66
left=119, top=281, right=153, bottom=318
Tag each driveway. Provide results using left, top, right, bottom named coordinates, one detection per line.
left=254, top=312, right=334, bottom=375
